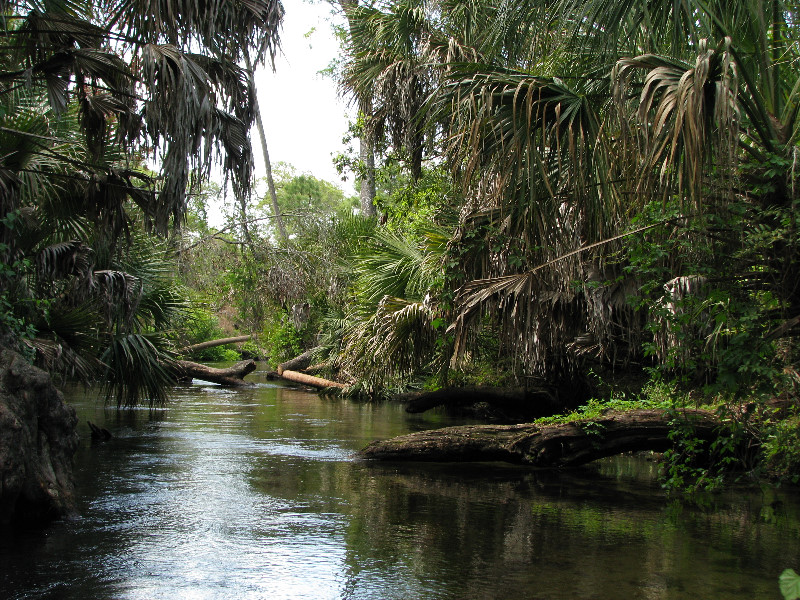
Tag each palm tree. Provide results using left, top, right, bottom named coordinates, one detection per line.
left=0, top=0, right=284, bottom=404
left=338, top=0, right=800, bottom=393
left=438, top=0, right=800, bottom=387
left=337, top=0, right=444, bottom=220
left=336, top=0, right=378, bottom=217
left=333, top=224, right=449, bottom=394
left=244, top=48, right=289, bottom=244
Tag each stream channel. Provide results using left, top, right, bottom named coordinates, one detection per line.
left=2, top=365, right=800, bottom=599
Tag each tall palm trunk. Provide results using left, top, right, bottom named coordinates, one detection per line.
left=338, top=0, right=377, bottom=217
left=359, top=101, right=377, bottom=217
left=244, top=52, right=289, bottom=243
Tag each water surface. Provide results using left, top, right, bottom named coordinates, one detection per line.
left=1, top=370, right=798, bottom=599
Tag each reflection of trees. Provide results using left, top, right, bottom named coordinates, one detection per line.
left=63, top=386, right=800, bottom=599
left=337, top=461, right=800, bottom=599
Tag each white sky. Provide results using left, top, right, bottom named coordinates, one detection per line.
left=252, top=0, right=354, bottom=191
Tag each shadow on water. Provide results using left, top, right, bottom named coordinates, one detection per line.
left=2, top=372, right=799, bottom=599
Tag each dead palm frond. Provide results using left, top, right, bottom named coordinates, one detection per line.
left=613, top=37, right=740, bottom=206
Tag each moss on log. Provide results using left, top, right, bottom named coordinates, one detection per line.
left=358, top=409, right=723, bottom=468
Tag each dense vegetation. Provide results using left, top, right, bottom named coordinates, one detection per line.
left=2, top=0, right=800, bottom=488
left=0, top=0, right=281, bottom=403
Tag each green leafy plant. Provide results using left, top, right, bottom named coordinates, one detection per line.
left=178, top=308, right=241, bottom=362
left=781, top=569, right=800, bottom=600
left=261, top=313, right=304, bottom=368
left=762, top=416, right=800, bottom=483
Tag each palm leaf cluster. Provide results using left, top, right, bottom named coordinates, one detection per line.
left=1, top=0, right=282, bottom=232
left=0, top=0, right=283, bottom=404
left=330, top=225, right=447, bottom=394
left=337, top=0, right=800, bottom=392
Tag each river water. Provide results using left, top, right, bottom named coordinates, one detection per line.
left=2, top=368, right=799, bottom=599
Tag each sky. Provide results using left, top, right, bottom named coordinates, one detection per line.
left=252, top=1, right=354, bottom=191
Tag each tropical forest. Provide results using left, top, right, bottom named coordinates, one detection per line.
left=2, top=0, right=800, bottom=598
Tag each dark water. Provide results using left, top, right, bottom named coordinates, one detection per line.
left=2, top=369, right=799, bottom=599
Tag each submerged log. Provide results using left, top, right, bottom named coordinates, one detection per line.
left=87, top=421, right=112, bottom=443
left=359, top=409, right=722, bottom=468
left=279, top=369, right=346, bottom=390
left=175, top=359, right=256, bottom=387
left=181, top=335, right=253, bottom=355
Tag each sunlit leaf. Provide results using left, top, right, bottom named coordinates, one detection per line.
left=781, top=569, right=800, bottom=600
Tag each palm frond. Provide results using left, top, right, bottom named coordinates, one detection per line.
left=353, top=226, right=444, bottom=309
left=613, top=37, right=739, bottom=205
left=338, top=295, right=437, bottom=393
left=100, top=332, right=178, bottom=407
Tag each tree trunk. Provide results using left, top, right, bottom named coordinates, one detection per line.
left=175, top=359, right=256, bottom=387
left=358, top=409, right=723, bottom=468
left=277, top=346, right=323, bottom=375
left=337, top=0, right=377, bottom=218
left=358, top=125, right=377, bottom=217
left=181, top=335, right=253, bottom=355
left=244, top=51, right=289, bottom=243
left=279, top=369, right=346, bottom=390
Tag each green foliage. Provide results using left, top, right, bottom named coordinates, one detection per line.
left=222, top=254, right=271, bottom=330
left=325, top=221, right=455, bottom=395
left=178, top=307, right=241, bottom=362
left=762, top=415, right=800, bottom=482
left=0, top=216, right=37, bottom=349
left=101, top=333, right=178, bottom=408
left=781, top=569, right=800, bottom=600
left=375, top=164, right=454, bottom=235
left=624, top=198, right=791, bottom=399
left=255, top=164, right=358, bottom=241
left=660, top=412, right=726, bottom=494
left=0, top=0, right=281, bottom=405
left=261, top=313, right=304, bottom=368
left=535, top=384, right=674, bottom=426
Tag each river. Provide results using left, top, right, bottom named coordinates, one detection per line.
left=2, top=368, right=799, bottom=599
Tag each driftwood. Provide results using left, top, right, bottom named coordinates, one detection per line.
left=181, top=335, right=253, bottom=355
left=175, top=359, right=256, bottom=387
left=359, top=409, right=722, bottom=468
left=302, top=362, right=331, bottom=376
left=395, top=386, right=562, bottom=418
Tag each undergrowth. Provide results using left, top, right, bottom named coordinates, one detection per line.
left=534, top=377, right=800, bottom=493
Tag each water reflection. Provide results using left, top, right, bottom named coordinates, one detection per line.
left=1, top=374, right=798, bottom=599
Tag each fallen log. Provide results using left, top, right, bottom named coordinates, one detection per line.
left=358, top=409, right=723, bottom=468
left=277, top=346, right=322, bottom=375
left=279, top=369, right=346, bottom=390
left=302, top=362, right=331, bottom=376
left=175, top=359, right=256, bottom=387
left=181, top=335, right=253, bottom=355
left=395, top=386, right=563, bottom=418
